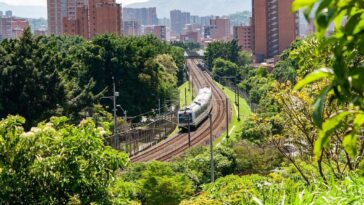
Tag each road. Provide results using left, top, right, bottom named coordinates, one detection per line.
left=131, top=59, right=231, bottom=162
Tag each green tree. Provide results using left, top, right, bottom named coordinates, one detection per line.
left=212, top=58, right=239, bottom=78
left=123, top=162, right=193, bottom=205
left=293, top=0, right=364, bottom=166
left=0, top=115, right=129, bottom=204
left=204, top=40, right=241, bottom=69
left=0, top=29, right=66, bottom=127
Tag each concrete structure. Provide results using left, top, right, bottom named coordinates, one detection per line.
left=123, top=20, right=141, bottom=36
left=34, top=28, right=48, bottom=36
left=62, top=0, right=122, bottom=39
left=204, top=17, right=231, bottom=41
left=252, top=0, right=299, bottom=62
left=0, top=17, right=12, bottom=40
left=158, top=17, right=170, bottom=27
left=180, top=31, right=198, bottom=43
left=170, top=10, right=190, bottom=36
left=11, top=19, right=29, bottom=38
left=143, top=25, right=166, bottom=41
left=0, top=16, right=30, bottom=40
left=5, top=10, right=12, bottom=17
left=123, top=7, right=158, bottom=26
left=47, top=0, right=68, bottom=35
left=233, top=25, right=252, bottom=52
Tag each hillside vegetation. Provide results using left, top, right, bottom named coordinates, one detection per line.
left=1, top=0, right=364, bottom=204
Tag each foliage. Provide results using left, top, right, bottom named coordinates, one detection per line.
left=171, top=41, right=201, bottom=51
left=0, top=29, right=67, bottom=127
left=182, top=172, right=364, bottom=205
left=0, top=115, right=129, bottom=204
left=272, top=39, right=303, bottom=84
left=233, top=140, right=283, bottom=175
left=122, top=161, right=194, bottom=205
left=293, top=0, right=364, bottom=161
left=204, top=40, right=241, bottom=69
left=212, top=58, right=240, bottom=78
left=176, top=146, right=238, bottom=185
left=237, top=51, right=253, bottom=66
left=0, top=31, right=183, bottom=126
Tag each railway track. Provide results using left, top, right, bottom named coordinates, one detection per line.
left=131, top=59, right=231, bottom=162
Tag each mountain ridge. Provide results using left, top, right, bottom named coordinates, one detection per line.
left=126, top=0, right=251, bottom=18
left=0, top=2, right=47, bottom=19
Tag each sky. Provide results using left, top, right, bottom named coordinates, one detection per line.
left=0, top=0, right=148, bottom=6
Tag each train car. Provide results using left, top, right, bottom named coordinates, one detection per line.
left=178, top=87, right=212, bottom=130
left=197, top=62, right=206, bottom=71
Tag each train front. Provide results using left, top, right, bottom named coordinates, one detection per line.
left=178, top=109, right=193, bottom=130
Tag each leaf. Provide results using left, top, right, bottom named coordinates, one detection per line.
left=314, top=111, right=350, bottom=157
left=312, top=85, right=333, bottom=128
left=292, top=0, right=317, bottom=12
left=294, top=68, right=334, bottom=91
left=343, top=133, right=358, bottom=158
left=352, top=113, right=364, bottom=131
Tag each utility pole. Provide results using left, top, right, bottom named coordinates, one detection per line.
left=158, top=98, right=161, bottom=118
left=237, top=87, right=240, bottom=121
left=226, top=97, right=229, bottom=139
left=112, top=77, right=119, bottom=149
left=187, top=114, right=191, bottom=148
left=185, top=87, right=187, bottom=108
left=209, top=113, right=215, bottom=182
left=124, top=110, right=128, bottom=153
left=234, top=78, right=237, bottom=104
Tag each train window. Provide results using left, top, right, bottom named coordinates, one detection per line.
left=179, top=113, right=192, bottom=123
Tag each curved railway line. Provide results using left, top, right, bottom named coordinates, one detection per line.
left=131, top=59, right=231, bottom=162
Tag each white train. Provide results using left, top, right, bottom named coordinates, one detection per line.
left=178, top=87, right=212, bottom=130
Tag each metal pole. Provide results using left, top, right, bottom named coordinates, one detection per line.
left=188, top=114, right=191, bottom=148
left=209, top=113, right=214, bottom=182
left=185, top=87, right=187, bottom=108
left=158, top=98, right=161, bottom=118
left=191, top=80, right=194, bottom=101
left=234, top=78, right=237, bottom=104
left=112, top=77, right=118, bottom=149
left=237, top=87, right=240, bottom=121
left=124, top=110, right=128, bottom=152
left=226, top=97, right=229, bottom=139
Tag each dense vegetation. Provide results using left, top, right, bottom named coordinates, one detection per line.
left=1, top=0, right=364, bottom=204
left=0, top=30, right=184, bottom=127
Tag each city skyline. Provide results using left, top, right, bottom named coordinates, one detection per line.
left=0, top=0, right=147, bottom=6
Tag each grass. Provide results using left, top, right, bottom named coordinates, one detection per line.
left=178, top=81, right=194, bottom=109
left=214, top=81, right=252, bottom=145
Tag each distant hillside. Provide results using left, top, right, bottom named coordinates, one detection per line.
left=0, top=2, right=47, bottom=19
left=127, top=0, right=252, bottom=18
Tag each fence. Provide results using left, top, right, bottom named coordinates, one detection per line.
left=106, top=108, right=178, bottom=156
left=205, top=69, right=257, bottom=112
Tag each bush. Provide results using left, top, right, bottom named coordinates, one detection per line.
left=0, top=116, right=129, bottom=204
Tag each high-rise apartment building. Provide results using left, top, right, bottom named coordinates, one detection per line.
left=11, top=19, right=29, bottom=38
left=204, top=17, right=231, bottom=41
left=170, top=10, right=190, bottom=36
left=252, top=0, right=299, bottom=62
left=0, top=17, right=12, bottom=40
left=233, top=25, right=252, bottom=51
left=180, top=31, right=198, bottom=43
left=123, top=20, right=141, bottom=36
left=61, top=0, right=122, bottom=39
left=47, top=0, right=68, bottom=35
left=5, top=10, right=13, bottom=17
left=123, top=7, right=158, bottom=26
left=143, top=25, right=166, bottom=41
